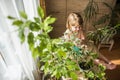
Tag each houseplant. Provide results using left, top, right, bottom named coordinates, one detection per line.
left=8, top=6, right=106, bottom=80
left=87, top=24, right=120, bottom=45
left=83, top=0, right=99, bottom=31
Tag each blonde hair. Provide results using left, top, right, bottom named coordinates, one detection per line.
left=66, top=13, right=83, bottom=30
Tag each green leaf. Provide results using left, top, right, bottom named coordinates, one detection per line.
left=19, top=30, right=25, bottom=43
left=41, top=54, right=51, bottom=62
left=19, top=11, right=27, bottom=19
left=39, top=22, right=44, bottom=29
left=43, top=48, right=49, bottom=53
left=7, top=16, right=16, bottom=20
left=44, top=26, right=53, bottom=33
left=24, top=20, right=32, bottom=27
left=98, top=64, right=106, bottom=71
left=29, top=43, right=34, bottom=52
left=97, top=72, right=105, bottom=79
left=70, top=72, right=77, bottom=80
left=52, top=39, right=61, bottom=44
left=47, top=43, right=52, bottom=51
left=67, top=65, right=74, bottom=70
left=29, top=22, right=40, bottom=31
left=28, top=32, right=34, bottom=44
left=66, top=59, right=76, bottom=65
left=57, top=49, right=66, bottom=58
left=32, top=47, right=39, bottom=58
left=87, top=71, right=94, bottom=78
left=56, top=72, right=61, bottom=79
left=34, top=17, right=40, bottom=23
left=51, top=69, right=57, bottom=77
left=39, top=41, right=47, bottom=51
left=114, top=23, right=120, bottom=29
left=12, top=20, right=23, bottom=26
left=37, top=6, right=44, bottom=19
left=44, top=16, right=56, bottom=25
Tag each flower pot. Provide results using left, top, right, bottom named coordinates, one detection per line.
left=79, top=62, right=91, bottom=70
left=88, top=78, right=100, bottom=80
left=61, top=76, right=87, bottom=80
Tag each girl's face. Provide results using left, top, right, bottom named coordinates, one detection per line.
left=68, top=14, right=80, bottom=32
left=67, top=13, right=85, bottom=40
left=71, top=25, right=80, bottom=32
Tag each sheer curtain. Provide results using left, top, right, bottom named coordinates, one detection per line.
left=0, top=0, right=40, bottom=80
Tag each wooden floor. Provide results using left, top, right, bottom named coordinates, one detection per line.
left=100, top=37, right=120, bottom=80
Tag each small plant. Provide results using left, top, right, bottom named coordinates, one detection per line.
left=87, top=25, right=118, bottom=45
left=8, top=6, right=106, bottom=80
left=84, top=0, right=98, bottom=22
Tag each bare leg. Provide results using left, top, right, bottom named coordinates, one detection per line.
left=87, top=41, right=116, bottom=70
left=94, top=58, right=116, bottom=70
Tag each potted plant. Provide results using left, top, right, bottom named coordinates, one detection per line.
left=8, top=6, right=106, bottom=80
left=87, top=25, right=119, bottom=45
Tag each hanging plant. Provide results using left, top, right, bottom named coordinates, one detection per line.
left=83, top=0, right=99, bottom=30
left=84, top=0, right=98, bottom=21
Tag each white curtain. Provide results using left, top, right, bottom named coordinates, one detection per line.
left=0, top=0, right=40, bottom=80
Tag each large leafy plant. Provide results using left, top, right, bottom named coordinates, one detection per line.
left=8, top=6, right=80, bottom=80
left=8, top=6, right=106, bottom=80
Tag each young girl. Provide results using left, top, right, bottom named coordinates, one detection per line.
left=63, top=12, right=116, bottom=70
